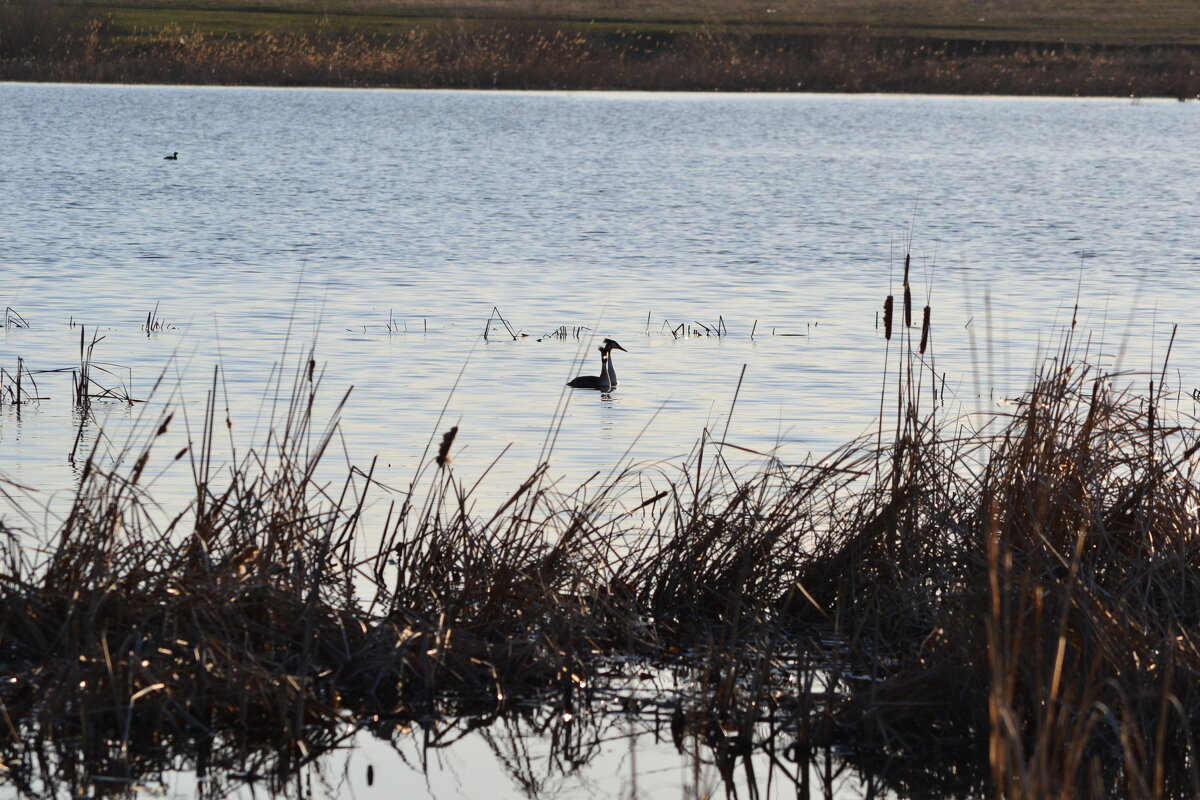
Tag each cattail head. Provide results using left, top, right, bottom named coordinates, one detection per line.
left=883, top=295, right=894, bottom=341
left=919, top=305, right=931, bottom=354
left=903, top=284, right=913, bottom=328
left=436, top=426, right=458, bottom=468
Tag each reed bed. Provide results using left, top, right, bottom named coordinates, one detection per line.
left=2, top=8, right=1199, bottom=97
left=2, top=326, right=1200, bottom=797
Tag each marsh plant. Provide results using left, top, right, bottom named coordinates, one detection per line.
left=1, top=318, right=1200, bottom=798
left=2, top=8, right=1198, bottom=97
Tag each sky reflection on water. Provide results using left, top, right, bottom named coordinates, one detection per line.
left=2, top=84, right=1199, bottom=798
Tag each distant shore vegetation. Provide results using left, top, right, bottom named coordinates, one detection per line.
left=1, top=0, right=1199, bottom=95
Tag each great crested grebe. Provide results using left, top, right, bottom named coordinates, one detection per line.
left=567, top=339, right=628, bottom=391
left=568, top=347, right=612, bottom=391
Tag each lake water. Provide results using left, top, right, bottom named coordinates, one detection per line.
left=2, top=83, right=1199, bottom=798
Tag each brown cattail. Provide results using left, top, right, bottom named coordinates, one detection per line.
left=436, top=425, right=458, bottom=468
left=902, top=253, right=913, bottom=327
left=883, top=295, right=894, bottom=340
left=919, top=305, right=931, bottom=354
left=130, top=450, right=150, bottom=485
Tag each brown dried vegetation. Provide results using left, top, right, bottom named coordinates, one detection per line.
left=1, top=1, right=1198, bottom=96
left=0, top=320, right=1199, bottom=798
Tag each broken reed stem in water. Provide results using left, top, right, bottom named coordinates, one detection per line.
left=142, top=301, right=166, bottom=333
left=74, top=325, right=91, bottom=407
left=483, top=305, right=519, bottom=341
left=4, top=306, right=29, bottom=330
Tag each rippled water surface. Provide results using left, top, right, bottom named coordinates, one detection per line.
left=2, top=83, right=1200, bottom=798
left=5, top=86, right=1200, bottom=500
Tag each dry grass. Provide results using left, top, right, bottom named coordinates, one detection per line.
left=70, top=0, right=1200, bottom=45
left=3, top=311, right=1200, bottom=797
left=3, top=0, right=1200, bottom=95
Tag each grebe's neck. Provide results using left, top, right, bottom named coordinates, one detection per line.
left=598, top=352, right=612, bottom=392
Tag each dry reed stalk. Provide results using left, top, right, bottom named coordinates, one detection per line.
left=3, top=307, right=29, bottom=329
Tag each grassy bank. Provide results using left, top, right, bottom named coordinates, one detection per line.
left=3, top=300, right=1200, bottom=797
left=2, top=0, right=1199, bottom=94
left=68, top=0, right=1200, bottom=46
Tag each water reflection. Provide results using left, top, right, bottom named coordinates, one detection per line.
left=4, top=85, right=1200, bottom=799
left=1, top=697, right=927, bottom=799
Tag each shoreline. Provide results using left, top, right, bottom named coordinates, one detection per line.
left=3, top=20, right=1200, bottom=97
left=7, top=79, right=1196, bottom=101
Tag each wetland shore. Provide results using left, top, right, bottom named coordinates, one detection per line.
left=2, top=0, right=1200, bottom=95
left=5, top=320, right=1200, bottom=799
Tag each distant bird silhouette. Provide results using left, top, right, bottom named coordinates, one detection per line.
left=567, top=339, right=628, bottom=392
left=164, top=152, right=178, bottom=160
